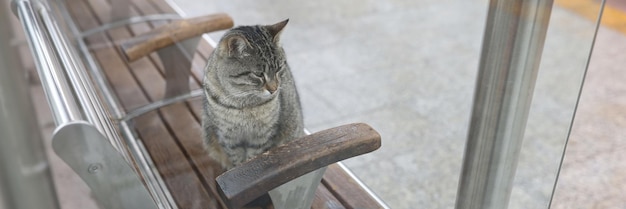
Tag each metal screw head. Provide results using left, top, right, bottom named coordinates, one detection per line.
left=87, top=163, right=102, bottom=174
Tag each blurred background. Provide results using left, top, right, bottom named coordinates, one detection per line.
left=2, top=0, right=626, bottom=208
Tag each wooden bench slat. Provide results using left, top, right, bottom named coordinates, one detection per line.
left=148, top=0, right=178, bottom=16
left=323, top=164, right=384, bottom=209
left=159, top=103, right=228, bottom=207
left=187, top=98, right=204, bottom=122
left=313, top=184, right=346, bottom=209
left=134, top=112, right=216, bottom=209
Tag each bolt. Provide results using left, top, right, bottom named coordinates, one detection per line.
left=87, top=163, right=102, bottom=174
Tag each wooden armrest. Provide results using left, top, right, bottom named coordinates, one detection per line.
left=120, top=13, right=234, bottom=62
left=215, top=123, right=381, bottom=209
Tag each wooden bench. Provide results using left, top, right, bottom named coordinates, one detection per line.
left=10, top=0, right=387, bottom=208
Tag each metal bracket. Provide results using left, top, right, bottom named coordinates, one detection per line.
left=52, top=121, right=158, bottom=209
left=268, top=167, right=327, bottom=209
left=156, top=37, right=201, bottom=98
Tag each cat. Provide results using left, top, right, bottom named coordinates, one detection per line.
left=202, top=19, right=304, bottom=170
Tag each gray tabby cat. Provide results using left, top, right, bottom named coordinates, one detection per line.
left=202, top=19, right=304, bottom=170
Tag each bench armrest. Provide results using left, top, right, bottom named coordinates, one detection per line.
left=119, top=13, right=233, bottom=62
left=215, top=123, right=381, bottom=209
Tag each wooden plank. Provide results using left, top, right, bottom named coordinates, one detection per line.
left=159, top=103, right=228, bottom=208
left=322, top=164, right=385, bottom=209
left=312, top=184, right=346, bottom=209
left=187, top=98, right=204, bottom=122
left=134, top=112, right=214, bottom=209
left=147, top=0, right=178, bottom=18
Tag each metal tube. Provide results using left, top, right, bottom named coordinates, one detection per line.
left=0, top=1, right=60, bottom=208
left=13, top=0, right=82, bottom=125
left=80, top=14, right=182, bottom=38
left=38, top=3, right=128, bottom=158
left=54, top=0, right=126, bottom=121
left=455, top=0, right=553, bottom=209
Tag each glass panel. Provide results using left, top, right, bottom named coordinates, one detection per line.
left=549, top=0, right=626, bottom=208
left=6, top=0, right=606, bottom=207
left=511, top=1, right=604, bottom=209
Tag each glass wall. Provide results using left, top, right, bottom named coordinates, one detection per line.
left=3, top=0, right=609, bottom=208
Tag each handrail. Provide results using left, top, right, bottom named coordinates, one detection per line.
left=37, top=1, right=127, bottom=156
left=14, top=0, right=130, bottom=159
left=13, top=0, right=82, bottom=125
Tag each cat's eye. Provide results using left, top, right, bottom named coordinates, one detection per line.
left=251, top=72, right=264, bottom=78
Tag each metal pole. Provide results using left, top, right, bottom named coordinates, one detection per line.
left=12, top=0, right=82, bottom=125
left=455, top=0, right=553, bottom=209
left=0, top=1, right=60, bottom=208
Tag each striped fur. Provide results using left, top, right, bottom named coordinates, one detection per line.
left=202, top=20, right=304, bottom=169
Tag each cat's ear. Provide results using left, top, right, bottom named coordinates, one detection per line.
left=266, top=19, right=289, bottom=43
left=219, top=34, right=250, bottom=58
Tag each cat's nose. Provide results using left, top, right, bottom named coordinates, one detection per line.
left=265, top=79, right=278, bottom=94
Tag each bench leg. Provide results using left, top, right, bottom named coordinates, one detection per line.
left=269, top=167, right=327, bottom=209
left=157, top=37, right=200, bottom=98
